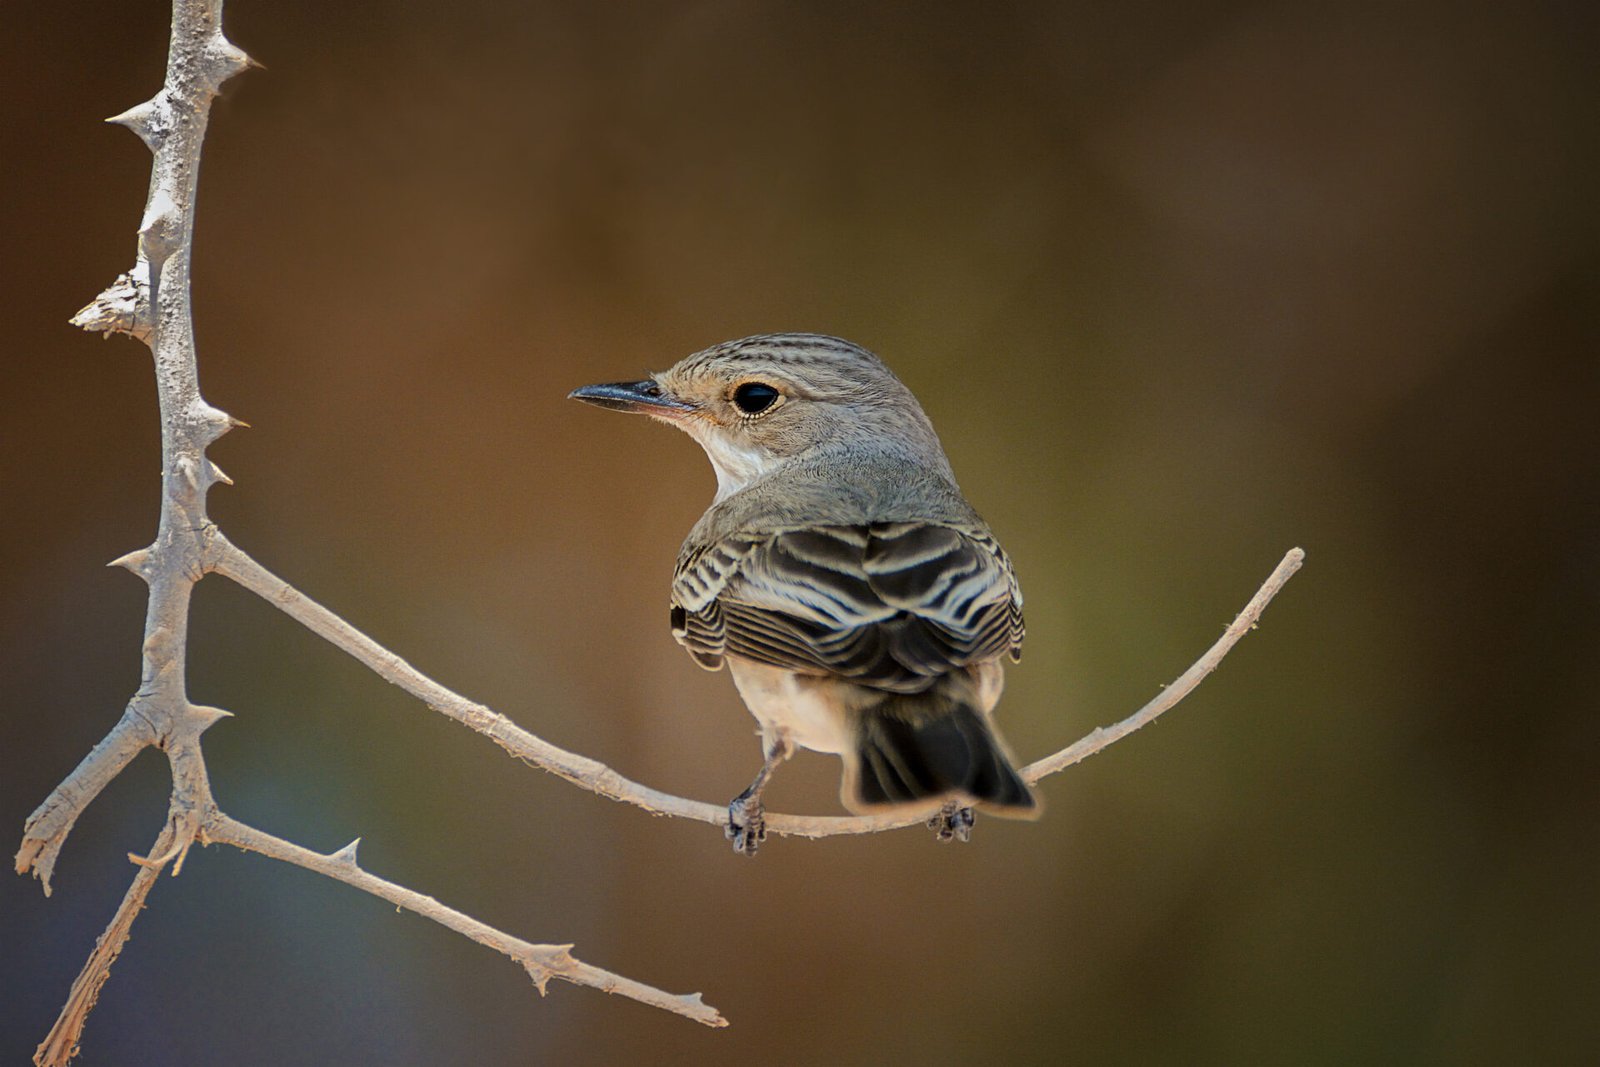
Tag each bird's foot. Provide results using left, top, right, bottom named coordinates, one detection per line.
left=928, top=801, right=975, bottom=843
left=726, top=793, right=767, bottom=856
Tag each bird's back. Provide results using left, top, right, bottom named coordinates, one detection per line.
left=671, top=448, right=1024, bottom=693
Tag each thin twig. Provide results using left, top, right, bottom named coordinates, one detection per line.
left=202, top=813, right=727, bottom=1027
left=215, top=534, right=1306, bottom=837
left=33, top=822, right=181, bottom=1067
left=1021, top=546, right=1306, bottom=780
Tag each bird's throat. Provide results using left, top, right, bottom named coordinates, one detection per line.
left=691, top=432, right=776, bottom=504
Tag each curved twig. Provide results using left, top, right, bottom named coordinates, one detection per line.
left=214, top=534, right=1305, bottom=837
left=202, top=813, right=727, bottom=1027
left=1021, top=546, right=1305, bottom=780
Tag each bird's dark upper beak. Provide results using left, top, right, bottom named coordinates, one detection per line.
left=567, top=379, right=695, bottom=417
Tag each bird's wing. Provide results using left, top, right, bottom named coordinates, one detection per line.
left=671, top=522, right=1024, bottom=691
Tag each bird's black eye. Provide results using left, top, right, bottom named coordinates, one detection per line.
left=732, top=381, right=781, bottom=415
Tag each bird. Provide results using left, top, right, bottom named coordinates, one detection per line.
left=570, top=333, right=1039, bottom=854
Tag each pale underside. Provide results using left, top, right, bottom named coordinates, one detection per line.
left=726, top=654, right=1007, bottom=756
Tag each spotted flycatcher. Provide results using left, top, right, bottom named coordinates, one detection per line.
left=571, top=334, right=1039, bottom=854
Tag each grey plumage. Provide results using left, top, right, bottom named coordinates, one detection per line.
left=571, top=333, right=1039, bottom=853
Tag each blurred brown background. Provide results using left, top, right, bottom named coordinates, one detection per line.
left=3, top=1, right=1596, bottom=1064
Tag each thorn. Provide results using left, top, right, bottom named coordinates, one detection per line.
left=170, top=834, right=196, bottom=877
left=208, top=35, right=258, bottom=84
left=683, top=992, right=729, bottom=1026
left=523, top=945, right=576, bottom=996
left=206, top=461, right=233, bottom=487
left=329, top=838, right=361, bottom=866
left=138, top=192, right=178, bottom=235
left=129, top=837, right=185, bottom=869
left=71, top=272, right=148, bottom=341
left=105, top=101, right=153, bottom=127
left=138, top=192, right=181, bottom=264
left=690, top=996, right=730, bottom=1028
left=108, top=547, right=153, bottom=574
left=194, top=402, right=246, bottom=444
left=186, top=704, right=234, bottom=732
left=106, top=96, right=166, bottom=151
left=141, top=626, right=170, bottom=657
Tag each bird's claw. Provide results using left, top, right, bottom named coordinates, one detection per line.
left=726, top=795, right=766, bottom=856
left=929, top=802, right=975, bottom=843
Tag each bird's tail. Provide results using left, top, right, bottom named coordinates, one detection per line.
left=843, top=681, right=1040, bottom=818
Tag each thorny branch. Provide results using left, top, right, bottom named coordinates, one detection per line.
left=17, top=2, right=728, bottom=1062
left=202, top=814, right=722, bottom=1024
left=16, top=0, right=1305, bottom=1062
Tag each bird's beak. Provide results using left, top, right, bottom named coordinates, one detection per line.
left=567, top=379, right=695, bottom=418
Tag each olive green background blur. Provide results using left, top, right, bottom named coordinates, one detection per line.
left=4, top=2, right=1596, bottom=1064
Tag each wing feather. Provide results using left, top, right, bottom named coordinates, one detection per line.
left=671, top=522, right=1023, bottom=689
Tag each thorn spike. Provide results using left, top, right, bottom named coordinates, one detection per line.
left=105, top=103, right=150, bottom=127
left=108, top=547, right=153, bottom=575
left=105, top=96, right=166, bottom=150
left=71, top=272, right=148, bottom=340
left=330, top=838, right=362, bottom=865
left=138, top=193, right=181, bottom=263
left=194, top=402, right=244, bottom=444
left=186, top=705, right=235, bottom=732
left=208, top=35, right=257, bottom=85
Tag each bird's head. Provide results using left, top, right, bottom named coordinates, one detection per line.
left=569, top=333, right=951, bottom=502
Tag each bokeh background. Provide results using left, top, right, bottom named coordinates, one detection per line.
left=4, top=2, right=1596, bottom=1063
